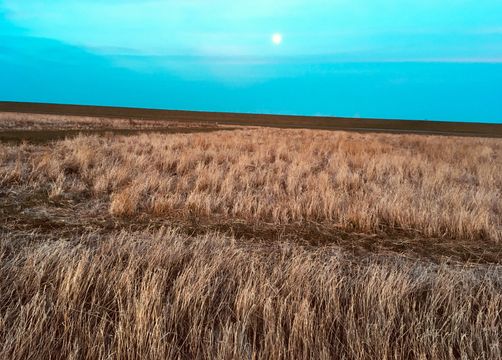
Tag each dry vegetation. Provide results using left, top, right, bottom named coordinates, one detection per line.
left=2, top=128, right=501, bottom=241
left=1, top=229, right=501, bottom=359
left=1, top=119, right=502, bottom=359
left=0, top=112, right=216, bottom=130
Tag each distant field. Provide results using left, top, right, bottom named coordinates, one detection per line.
left=0, top=111, right=236, bottom=143
left=2, top=101, right=502, bottom=137
left=1, top=111, right=501, bottom=359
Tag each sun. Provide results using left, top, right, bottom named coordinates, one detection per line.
left=272, top=33, right=283, bottom=45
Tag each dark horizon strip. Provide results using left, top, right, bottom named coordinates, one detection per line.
left=1, top=101, right=502, bottom=138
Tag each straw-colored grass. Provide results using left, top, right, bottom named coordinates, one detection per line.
left=2, top=125, right=502, bottom=359
left=0, top=111, right=214, bottom=130
left=1, top=229, right=501, bottom=360
left=1, top=128, right=500, bottom=241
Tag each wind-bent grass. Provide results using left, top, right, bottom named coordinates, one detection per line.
left=1, top=128, right=501, bottom=241
left=1, top=229, right=501, bottom=360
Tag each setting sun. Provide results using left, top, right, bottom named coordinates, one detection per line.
left=272, top=33, right=283, bottom=45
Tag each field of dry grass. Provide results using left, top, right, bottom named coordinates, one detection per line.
left=1, top=115, right=502, bottom=359
left=2, top=128, right=501, bottom=241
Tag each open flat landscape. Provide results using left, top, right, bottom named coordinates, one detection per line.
left=1, top=108, right=502, bottom=359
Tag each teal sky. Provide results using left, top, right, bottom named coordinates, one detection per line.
left=1, top=0, right=501, bottom=122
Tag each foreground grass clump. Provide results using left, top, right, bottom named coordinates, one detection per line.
left=1, top=229, right=501, bottom=360
left=1, top=128, right=501, bottom=241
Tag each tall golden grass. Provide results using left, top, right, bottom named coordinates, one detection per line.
left=2, top=125, right=502, bottom=359
left=1, top=228, right=501, bottom=359
left=1, top=128, right=500, bottom=241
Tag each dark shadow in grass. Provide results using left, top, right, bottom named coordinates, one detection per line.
left=2, top=190, right=501, bottom=265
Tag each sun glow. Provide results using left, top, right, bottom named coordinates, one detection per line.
left=272, top=33, right=283, bottom=45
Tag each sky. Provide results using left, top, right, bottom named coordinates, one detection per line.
left=1, top=0, right=501, bottom=123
